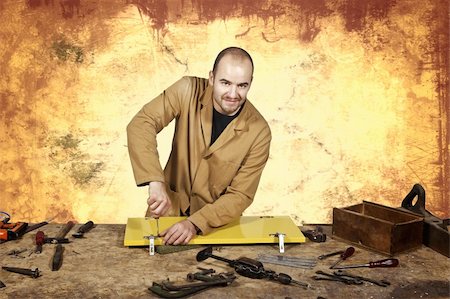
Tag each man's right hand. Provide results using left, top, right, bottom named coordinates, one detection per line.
left=147, top=182, right=172, bottom=218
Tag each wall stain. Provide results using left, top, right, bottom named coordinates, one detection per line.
left=49, top=133, right=104, bottom=187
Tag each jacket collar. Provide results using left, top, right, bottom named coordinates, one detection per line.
left=200, top=84, right=252, bottom=155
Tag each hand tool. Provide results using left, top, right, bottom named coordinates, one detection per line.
left=55, top=221, right=75, bottom=239
left=318, top=250, right=344, bottom=260
left=265, top=270, right=310, bottom=288
left=2, top=266, right=40, bottom=278
left=24, top=216, right=56, bottom=234
left=52, top=244, right=64, bottom=271
left=332, top=258, right=399, bottom=269
left=155, top=217, right=160, bottom=236
left=149, top=268, right=236, bottom=298
left=47, top=221, right=73, bottom=271
left=333, top=270, right=391, bottom=287
left=35, top=231, right=45, bottom=253
left=257, top=254, right=317, bottom=269
left=72, top=220, right=94, bottom=238
left=0, top=221, right=28, bottom=241
left=329, top=246, right=355, bottom=269
left=8, top=248, right=27, bottom=259
left=37, top=231, right=70, bottom=244
left=400, top=183, right=450, bottom=257
left=196, top=246, right=310, bottom=288
left=25, top=221, right=49, bottom=234
left=301, top=226, right=327, bottom=242
left=312, top=270, right=362, bottom=285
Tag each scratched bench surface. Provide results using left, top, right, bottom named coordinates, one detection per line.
left=0, top=223, right=449, bottom=299
left=124, top=216, right=306, bottom=246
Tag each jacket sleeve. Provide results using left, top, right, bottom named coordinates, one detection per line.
left=126, top=77, right=190, bottom=186
left=188, top=125, right=272, bottom=234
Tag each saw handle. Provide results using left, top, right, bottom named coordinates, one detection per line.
left=401, top=184, right=427, bottom=215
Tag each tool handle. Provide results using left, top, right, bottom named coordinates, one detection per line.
left=78, top=221, right=94, bottom=233
left=35, top=231, right=45, bottom=246
left=56, top=221, right=75, bottom=239
left=341, top=247, right=355, bottom=260
left=369, top=258, right=399, bottom=268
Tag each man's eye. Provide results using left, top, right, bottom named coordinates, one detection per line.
left=238, top=85, right=247, bottom=89
left=222, top=82, right=230, bottom=86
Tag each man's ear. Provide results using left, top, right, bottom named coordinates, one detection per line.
left=208, top=71, right=214, bottom=85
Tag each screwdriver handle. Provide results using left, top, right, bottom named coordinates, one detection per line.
left=78, top=221, right=94, bottom=233
left=341, top=247, right=355, bottom=260
left=368, top=258, right=399, bottom=268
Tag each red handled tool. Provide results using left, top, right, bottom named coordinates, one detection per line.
left=329, top=247, right=355, bottom=269
left=35, top=231, right=45, bottom=253
left=332, top=258, right=399, bottom=269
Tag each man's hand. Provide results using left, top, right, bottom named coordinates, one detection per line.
left=147, top=182, right=172, bottom=218
left=159, top=220, right=197, bottom=245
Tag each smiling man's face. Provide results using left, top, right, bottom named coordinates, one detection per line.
left=209, top=54, right=253, bottom=116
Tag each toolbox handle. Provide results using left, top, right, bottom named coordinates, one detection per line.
left=401, top=184, right=427, bottom=215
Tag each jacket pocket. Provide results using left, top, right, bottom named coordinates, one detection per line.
left=207, top=156, right=241, bottom=198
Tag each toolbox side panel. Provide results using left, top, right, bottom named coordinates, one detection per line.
left=362, top=202, right=420, bottom=223
left=332, top=207, right=393, bottom=254
left=391, top=221, right=423, bottom=255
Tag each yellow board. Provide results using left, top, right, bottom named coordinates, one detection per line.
left=124, top=216, right=305, bottom=246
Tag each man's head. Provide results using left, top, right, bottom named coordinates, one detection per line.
left=209, top=47, right=254, bottom=116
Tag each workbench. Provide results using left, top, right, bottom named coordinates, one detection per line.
left=0, top=224, right=448, bottom=298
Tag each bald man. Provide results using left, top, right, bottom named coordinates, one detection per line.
left=127, top=47, right=271, bottom=245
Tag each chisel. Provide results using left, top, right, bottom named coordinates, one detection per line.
left=52, top=244, right=64, bottom=271
left=50, top=221, right=73, bottom=271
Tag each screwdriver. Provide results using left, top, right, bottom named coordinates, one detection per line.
left=318, top=250, right=344, bottom=260
left=333, top=258, right=399, bottom=269
left=329, top=246, right=355, bottom=269
left=155, top=217, right=160, bottom=236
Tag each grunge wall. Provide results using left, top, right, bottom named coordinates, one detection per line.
left=0, top=0, right=448, bottom=224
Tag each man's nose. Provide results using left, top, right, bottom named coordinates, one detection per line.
left=228, top=85, right=237, bottom=98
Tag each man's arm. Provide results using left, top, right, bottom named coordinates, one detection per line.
left=126, top=77, right=188, bottom=186
left=127, top=77, right=190, bottom=217
left=188, top=126, right=272, bottom=235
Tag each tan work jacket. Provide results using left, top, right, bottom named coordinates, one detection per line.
left=127, top=76, right=271, bottom=234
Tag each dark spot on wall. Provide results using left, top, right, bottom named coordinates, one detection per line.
left=52, top=37, right=84, bottom=63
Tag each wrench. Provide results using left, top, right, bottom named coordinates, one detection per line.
left=333, top=270, right=390, bottom=287
left=313, top=270, right=362, bottom=285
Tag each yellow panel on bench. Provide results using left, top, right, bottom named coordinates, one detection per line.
left=124, top=216, right=305, bottom=246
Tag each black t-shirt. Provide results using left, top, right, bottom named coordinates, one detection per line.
left=211, top=103, right=244, bottom=145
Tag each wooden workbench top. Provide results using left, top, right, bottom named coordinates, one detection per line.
left=0, top=224, right=448, bottom=298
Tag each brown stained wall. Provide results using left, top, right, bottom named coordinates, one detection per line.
left=0, top=0, right=448, bottom=224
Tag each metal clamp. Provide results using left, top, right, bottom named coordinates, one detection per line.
left=270, top=232, right=286, bottom=253
left=144, top=235, right=156, bottom=256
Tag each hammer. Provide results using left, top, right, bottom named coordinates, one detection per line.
left=35, top=231, right=69, bottom=253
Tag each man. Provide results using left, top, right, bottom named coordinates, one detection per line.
left=127, top=47, right=271, bottom=245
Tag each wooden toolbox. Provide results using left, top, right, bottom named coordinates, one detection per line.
left=332, top=201, right=424, bottom=255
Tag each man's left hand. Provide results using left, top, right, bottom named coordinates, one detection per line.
left=159, top=220, right=197, bottom=245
